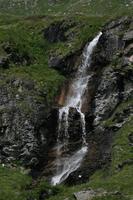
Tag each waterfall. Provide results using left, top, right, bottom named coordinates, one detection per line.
left=51, top=32, right=102, bottom=185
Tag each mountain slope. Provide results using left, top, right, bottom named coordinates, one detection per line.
left=0, top=1, right=132, bottom=200
left=0, top=0, right=133, bottom=16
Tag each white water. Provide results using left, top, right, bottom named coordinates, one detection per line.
left=51, top=146, right=87, bottom=185
left=51, top=32, right=102, bottom=185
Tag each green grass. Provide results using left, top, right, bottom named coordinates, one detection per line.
left=0, top=0, right=133, bottom=17
left=0, top=166, right=32, bottom=200
left=0, top=166, right=63, bottom=200
left=0, top=16, right=65, bottom=104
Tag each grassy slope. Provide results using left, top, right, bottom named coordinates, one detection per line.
left=0, top=166, right=32, bottom=200
left=0, top=0, right=133, bottom=17
left=0, top=17, right=64, bottom=104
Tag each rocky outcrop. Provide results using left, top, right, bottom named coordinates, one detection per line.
left=0, top=76, right=58, bottom=172
left=93, top=16, right=133, bottom=125
left=48, top=51, right=81, bottom=75
left=44, top=20, right=76, bottom=43
left=73, top=189, right=125, bottom=200
left=44, top=20, right=82, bottom=75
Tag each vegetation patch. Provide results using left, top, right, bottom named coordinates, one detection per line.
left=0, top=165, right=32, bottom=200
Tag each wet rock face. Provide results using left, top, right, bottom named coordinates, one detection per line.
left=65, top=17, right=133, bottom=184
left=67, top=108, right=83, bottom=143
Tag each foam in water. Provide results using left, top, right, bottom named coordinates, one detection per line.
left=51, top=32, right=102, bottom=185
left=51, top=146, right=88, bottom=185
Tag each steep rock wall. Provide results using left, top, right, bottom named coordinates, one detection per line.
left=57, top=16, right=133, bottom=184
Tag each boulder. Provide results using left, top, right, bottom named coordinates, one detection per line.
left=74, top=190, right=97, bottom=200
left=74, top=189, right=124, bottom=200
left=74, top=189, right=107, bottom=200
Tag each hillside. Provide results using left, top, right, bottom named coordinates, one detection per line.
left=0, top=0, right=133, bottom=16
left=0, top=1, right=133, bottom=200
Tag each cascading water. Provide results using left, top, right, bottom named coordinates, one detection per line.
left=51, top=32, right=102, bottom=185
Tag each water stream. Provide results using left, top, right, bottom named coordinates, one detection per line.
left=51, top=32, right=102, bottom=185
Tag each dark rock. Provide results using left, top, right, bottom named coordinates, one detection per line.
left=44, top=20, right=76, bottom=43
left=68, top=108, right=83, bottom=143
left=91, top=17, right=133, bottom=71
left=2, top=43, right=32, bottom=67
left=117, top=159, right=133, bottom=170
left=91, top=31, right=123, bottom=69
left=48, top=50, right=81, bottom=75
left=0, top=77, right=58, bottom=172
left=91, top=17, right=133, bottom=125
left=64, top=17, right=133, bottom=185
left=103, top=16, right=131, bottom=31
left=128, top=132, right=133, bottom=144
left=0, top=57, right=9, bottom=68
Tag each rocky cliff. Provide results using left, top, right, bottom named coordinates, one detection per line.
left=41, top=16, right=133, bottom=199
left=0, top=12, right=132, bottom=200
left=41, top=16, right=133, bottom=187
